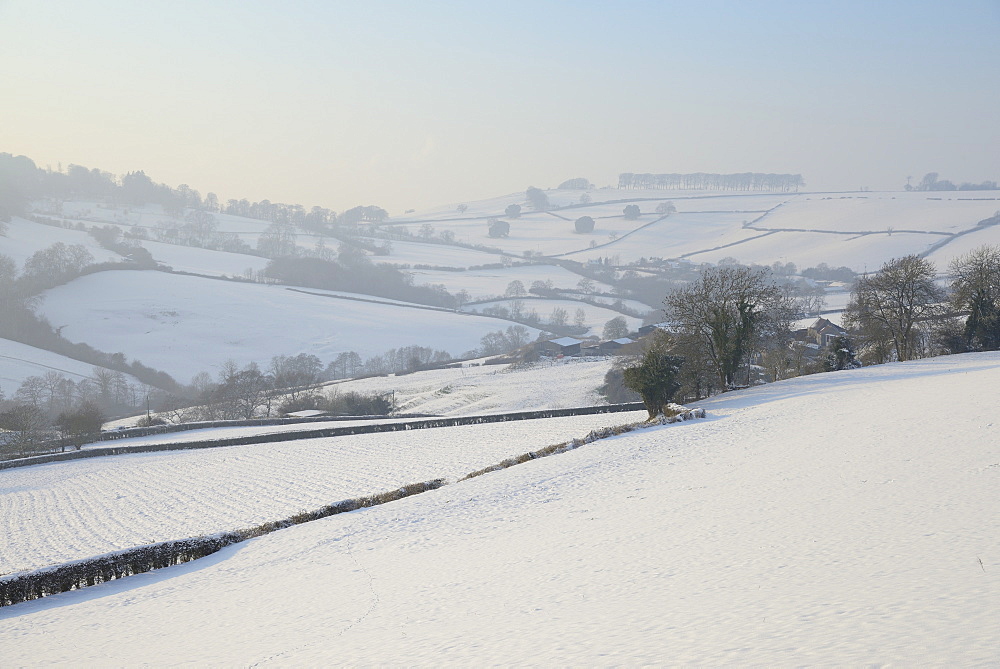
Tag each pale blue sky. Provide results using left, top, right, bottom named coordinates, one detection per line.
left=2, top=0, right=998, bottom=212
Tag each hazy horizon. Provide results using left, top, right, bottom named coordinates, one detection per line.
left=2, top=0, right=998, bottom=214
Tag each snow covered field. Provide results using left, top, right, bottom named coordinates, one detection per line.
left=328, top=356, right=616, bottom=416
left=360, top=238, right=510, bottom=269
left=559, top=212, right=767, bottom=264
left=0, top=217, right=122, bottom=267
left=464, top=298, right=645, bottom=335
left=0, top=411, right=646, bottom=574
left=141, top=240, right=269, bottom=277
left=0, top=339, right=133, bottom=397
left=407, top=264, right=614, bottom=299
left=0, top=352, right=996, bottom=664
left=35, top=271, right=541, bottom=383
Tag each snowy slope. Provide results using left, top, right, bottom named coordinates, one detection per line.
left=406, top=264, right=613, bottom=299
left=464, top=298, right=645, bottom=336
left=0, top=339, right=133, bottom=396
left=328, top=356, right=617, bottom=416
left=0, top=353, right=996, bottom=664
left=0, top=217, right=122, bottom=267
left=387, top=189, right=1000, bottom=272
left=35, top=271, right=543, bottom=383
left=360, top=238, right=511, bottom=269
left=0, top=411, right=646, bottom=574
left=141, top=240, right=269, bottom=277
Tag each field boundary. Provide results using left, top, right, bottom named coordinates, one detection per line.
left=0, top=404, right=703, bottom=608
left=0, top=403, right=646, bottom=471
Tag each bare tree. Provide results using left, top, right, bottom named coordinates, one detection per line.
left=0, top=404, right=48, bottom=457
left=505, top=280, right=527, bottom=297
left=665, top=265, right=795, bottom=389
left=602, top=316, right=629, bottom=340
left=844, top=255, right=945, bottom=362
left=549, top=307, right=569, bottom=327
left=949, top=245, right=1000, bottom=351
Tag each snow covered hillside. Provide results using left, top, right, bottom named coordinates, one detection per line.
left=0, top=339, right=138, bottom=397
left=0, top=410, right=646, bottom=575
left=4, top=187, right=999, bottom=390
left=327, top=356, right=615, bottom=416
left=34, top=271, right=543, bottom=383
left=1, top=352, right=996, bottom=664
left=395, top=189, right=1000, bottom=271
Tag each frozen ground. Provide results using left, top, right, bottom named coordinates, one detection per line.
left=360, top=238, right=511, bottom=269
left=0, top=339, right=136, bottom=397
left=0, top=410, right=646, bottom=574
left=0, top=217, right=122, bottom=268
left=406, top=264, right=614, bottom=300
left=326, top=357, right=617, bottom=416
left=141, top=240, right=269, bottom=277
left=35, top=271, right=541, bottom=383
left=464, top=298, right=645, bottom=336
left=0, top=352, right=996, bottom=664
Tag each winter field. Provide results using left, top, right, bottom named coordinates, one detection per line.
left=0, top=410, right=647, bottom=575
left=328, top=356, right=616, bottom=416
left=0, top=352, right=996, bottom=664
left=0, top=216, right=122, bottom=267
left=34, top=271, right=543, bottom=384
left=406, top=264, right=615, bottom=299
left=6, top=188, right=1000, bottom=384
left=464, top=297, right=645, bottom=336
left=0, top=339, right=133, bottom=397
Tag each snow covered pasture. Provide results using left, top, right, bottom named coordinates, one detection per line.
left=1, top=352, right=996, bottom=664
left=407, top=264, right=615, bottom=300
left=0, top=340, right=132, bottom=397
left=464, top=298, right=645, bottom=335
left=140, top=240, right=269, bottom=277
left=559, top=211, right=767, bottom=264
left=35, top=270, right=541, bottom=383
left=360, top=238, right=511, bottom=269
left=326, top=356, right=617, bottom=416
left=0, top=216, right=122, bottom=268
left=0, top=411, right=646, bottom=575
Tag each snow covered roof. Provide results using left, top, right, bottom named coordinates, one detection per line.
left=548, top=337, right=582, bottom=347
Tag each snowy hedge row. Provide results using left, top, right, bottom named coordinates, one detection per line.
left=0, top=479, right=445, bottom=607
left=460, top=405, right=706, bottom=481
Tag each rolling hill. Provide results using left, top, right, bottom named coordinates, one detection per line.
left=3, top=186, right=999, bottom=390
left=1, top=352, right=996, bottom=664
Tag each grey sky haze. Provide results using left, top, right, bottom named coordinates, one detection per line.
left=2, top=0, right=998, bottom=213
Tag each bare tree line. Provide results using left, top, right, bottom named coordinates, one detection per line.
left=618, top=172, right=804, bottom=192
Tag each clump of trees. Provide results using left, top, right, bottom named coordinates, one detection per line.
left=574, top=216, right=595, bottom=233
left=618, top=172, right=804, bottom=192
left=525, top=187, right=550, bottom=211
left=488, top=218, right=510, bottom=238
left=263, top=245, right=456, bottom=308
left=623, top=204, right=641, bottom=220
left=622, top=342, right=683, bottom=418
left=664, top=265, right=796, bottom=389
left=558, top=178, right=591, bottom=190
left=843, top=255, right=945, bottom=363
left=949, top=245, right=1000, bottom=351
left=907, top=172, right=998, bottom=192
left=602, top=316, right=629, bottom=340
left=505, top=204, right=522, bottom=218
left=478, top=326, right=532, bottom=356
